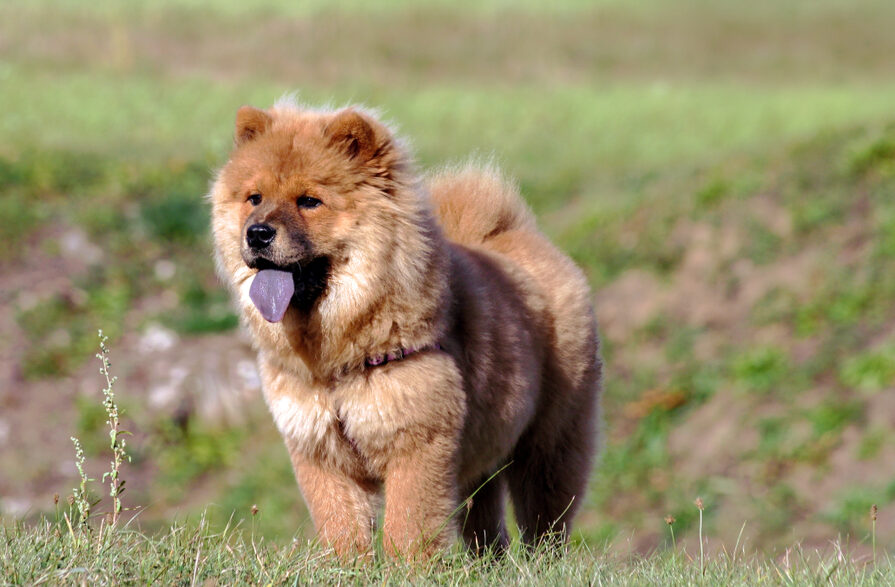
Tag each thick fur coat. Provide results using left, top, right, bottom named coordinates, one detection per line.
left=210, top=100, right=601, bottom=559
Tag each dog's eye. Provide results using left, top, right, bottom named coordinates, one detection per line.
left=247, top=193, right=262, bottom=206
left=297, top=195, right=322, bottom=209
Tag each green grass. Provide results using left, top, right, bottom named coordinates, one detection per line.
left=840, top=346, right=895, bottom=393
left=5, top=64, right=895, bottom=207
left=1, top=520, right=892, bottom=585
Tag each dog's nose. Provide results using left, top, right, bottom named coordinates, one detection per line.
left=246, top=223, right=276, bottom=249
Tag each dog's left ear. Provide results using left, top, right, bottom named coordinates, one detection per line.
left=325, top=109, right=390, bottom=162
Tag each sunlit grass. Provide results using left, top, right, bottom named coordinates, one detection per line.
left=1, top=518, right=892, bottom=585
left=5, top=63, right=895, bottom=212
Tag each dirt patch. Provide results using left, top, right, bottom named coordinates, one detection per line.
left=0, top=323, right=261, bottom=516
left=0, top=223, right=261, bottom=517
left=595, top=269, right=665, bottom=342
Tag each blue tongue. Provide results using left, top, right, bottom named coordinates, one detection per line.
left=249, top=269, right=294, bottom=322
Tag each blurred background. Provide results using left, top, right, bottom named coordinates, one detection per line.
left=1, top=0, right=894, bottom=555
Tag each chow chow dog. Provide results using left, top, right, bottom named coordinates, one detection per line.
left=210, top=98, right=601, bottom=559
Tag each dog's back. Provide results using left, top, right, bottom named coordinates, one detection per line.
left=428, top=165, right=597, bottom=366
left=428, top=164, right=602, bottom=543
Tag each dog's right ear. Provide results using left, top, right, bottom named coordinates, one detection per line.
left=235, top=106, right=272, bottom=146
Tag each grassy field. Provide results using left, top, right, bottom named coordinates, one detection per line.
left=1, top=520, right=893, bottom=585
left=2, top=0, right=895, bottom=580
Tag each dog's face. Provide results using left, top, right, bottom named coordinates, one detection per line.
left=214, top=105, right=399, bottom=307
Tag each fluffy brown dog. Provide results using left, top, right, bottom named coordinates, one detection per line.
left=210, top=99, right=601, bottom=559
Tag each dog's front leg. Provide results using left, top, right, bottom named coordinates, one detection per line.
left=291, top=453, right=378, bottom=560
left=342, top=355, right=466, bottom=560
left=382, top=430, right=459, bottom=560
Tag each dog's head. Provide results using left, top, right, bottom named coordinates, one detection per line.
left=212, top=103, right=409, bottom=311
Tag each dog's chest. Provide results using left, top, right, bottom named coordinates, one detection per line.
left=262, top=353, right=465, bottom=476
left=264, top=377, right=407, bottom=474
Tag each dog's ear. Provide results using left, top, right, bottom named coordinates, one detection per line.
left=235, top=106, right=272, bottom=146
left=325, top=109, right=388, bottom=162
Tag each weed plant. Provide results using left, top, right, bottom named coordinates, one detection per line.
left=62, top=332, right=132, bottom=534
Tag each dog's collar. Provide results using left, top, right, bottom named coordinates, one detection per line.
left=365, top=343, right=441, bottom=368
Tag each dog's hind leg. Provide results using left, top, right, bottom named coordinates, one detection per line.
left=506, top=373, right=599, bottom=546
left=460, top=471, right=509, bottom=555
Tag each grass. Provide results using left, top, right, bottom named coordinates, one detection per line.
left=2, top=519, right=892, bottom=585
left=6, top=65, right=895, bottom=205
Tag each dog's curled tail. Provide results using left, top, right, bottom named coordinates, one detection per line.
left=427, top=163, right=536, bottom=247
